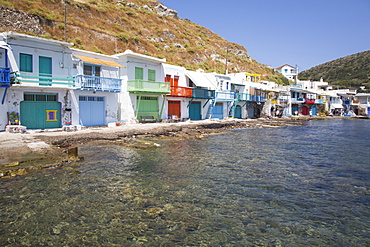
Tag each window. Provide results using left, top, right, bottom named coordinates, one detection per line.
left=46, top=110, right=58, bottom=121
left=148, top=69, right=156, bottom=81
left=84, top=64, right=101, bottom=76
left=20, top=53, right=33, bottom=72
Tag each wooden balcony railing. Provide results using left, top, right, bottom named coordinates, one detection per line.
left=168, top=86, right=193, bottom=97
left=127, top=79, right=170, bottom=94
left=192, top=87, right=215, bottom=99
left=215, top=91, right=235, bottom=101
left=237, top=93, right=252, bottom=101
left=75, top=75, right=122, bottom=92
left=13, top=72, right=74, bottom=87
left=0, top=67, right=10, bottom=87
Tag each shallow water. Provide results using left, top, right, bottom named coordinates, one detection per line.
left=1, top=119, right=369, bottom=246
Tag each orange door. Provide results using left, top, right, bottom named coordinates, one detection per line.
left=168, top=100, right=181, bottom=118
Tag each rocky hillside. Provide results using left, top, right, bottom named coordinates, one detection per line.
left=0, top=0, right=288, bottom=84
left=299, top=50, right=370, bottom=89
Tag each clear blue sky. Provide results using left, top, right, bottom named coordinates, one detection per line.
left=159, top=0, right=370, bottom=72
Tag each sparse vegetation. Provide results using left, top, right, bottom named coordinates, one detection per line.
left=1, top=0, right=283, bottom=82
left=299, top=50, right=370, bottom=88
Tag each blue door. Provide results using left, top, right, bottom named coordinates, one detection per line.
left=368, top=107, right=370, bottom=116
left=189, top=101, right=201, bottom=120
left=79, top=96, right=105, bottom=126
left=39, top=56, right=52, bottom=86
left=311, top=106, right=317, bottom=116
left=235, top=105, right=242, bottom=118
left=212, top=104, right=223, bottom=119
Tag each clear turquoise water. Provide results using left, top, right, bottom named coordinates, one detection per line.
left=1, top=119, right=369, bottom=246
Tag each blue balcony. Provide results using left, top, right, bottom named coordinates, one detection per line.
left=215, top=91, right=235, bottom=101
left=0, top=67, right=10, bottom=87
left=236, top=93, right=252, bottom=101
left=252, top=95, right=266, bottom=102
left=192, top=87, right=215, bottom=99
left=76, top=75, right=122, bottom=92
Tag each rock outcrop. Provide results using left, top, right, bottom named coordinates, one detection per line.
left=0, top=7, right=45, bottom=35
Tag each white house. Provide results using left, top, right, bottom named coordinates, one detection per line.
left=163, top=63, right=192, bottom=120
left=114, top=50, right=169, bottom=122
left=276, top=64, right=298, bottom=81
left=0, top=31, right=74, bottom=130
left=69, top=48, right=125, bottom=126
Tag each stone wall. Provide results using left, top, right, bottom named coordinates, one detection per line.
left=0, top=7, right=45, bottom=35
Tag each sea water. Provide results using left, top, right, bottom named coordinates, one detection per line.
left=1, top=119, right=369, bottom=246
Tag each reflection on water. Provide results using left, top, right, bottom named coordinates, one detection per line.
left=1, top=119, right=369, bottom=246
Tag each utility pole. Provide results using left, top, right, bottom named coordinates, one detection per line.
left=64, top=0, right=67, bottom=41
left=225, top=47, right=228, bottom=75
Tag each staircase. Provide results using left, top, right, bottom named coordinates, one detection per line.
left=206, top=99, right=215, bottom=119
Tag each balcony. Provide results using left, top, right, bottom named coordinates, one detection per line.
left=305, top=99, right=316, bottom=104
left=13, top=72, right=74, bottom=87
left=215, top=91, right=236, bottom=102
left=75, top=75, right=122, bottom=92
left=192, top=87, right=215, bottom=99
left=168, top=86, right=193, bottom=97
left=236, top=93, right=252, bottom=101
left=127, top=79, right=170, bottom=94
left=252, top=95, right=266, bottom=102
left=291, top=98, right=305, bottom=104
left=0, top=67, right=10, bottom=87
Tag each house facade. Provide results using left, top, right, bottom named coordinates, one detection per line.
left=114, top=50, right=169, bottom=122
left=0, top=32, right=75, bottom=131
left=163, top=64, right=192, bottom=120
left=276, top=64, right=298, bottom=82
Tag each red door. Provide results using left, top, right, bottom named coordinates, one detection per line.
left=168, top=100, right=181, bottom=118
left=302, top=106, right=309, bottom=115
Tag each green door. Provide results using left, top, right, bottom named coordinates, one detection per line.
left=137, top=96, right=159, bottom=120
left=20, top=93, right=61, bottom=129
left=39, top=56, right=52, bottom=86
left=189, top=101, right=202, bottom=120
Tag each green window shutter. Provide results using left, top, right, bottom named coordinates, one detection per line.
left=148, top=69, right=156, bottom=81
left=20, top=53, right=33, bottom=72
left=135, top=67, right=144, bottom=80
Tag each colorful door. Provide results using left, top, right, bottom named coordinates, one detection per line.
left=235, top=105, right=242, bottom=118
left=247, top=106, right=254, bottom=118
left=302, top=105, right=309, bottom=115
left=20, top=93, right=61, bottom=129
left=39, top=56, right=52, bottom=86
left=148, top=69, right=156, bottom=81
left=79, top=96, right=105, bottom=126
left=311, top=106, right=317, bottom=116
left=189, top=101, right=201, bottom=120
left=368, top=107, right=370, bottom=116
left=212, top=103, right=223, bottom=119
left=137, top=96, right=158, bottom=120
left=168, top=100, right=181, bottom=118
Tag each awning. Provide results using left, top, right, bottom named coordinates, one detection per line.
left=186, top=71, right=214, bottom=88
left=331, top=104, right=343, bottom=109
left=73, top=54, right=125, bottom=68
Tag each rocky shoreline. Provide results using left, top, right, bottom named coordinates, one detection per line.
left=0, top=117, right=315, bottom=179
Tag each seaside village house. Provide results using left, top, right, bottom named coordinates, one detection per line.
left=276, top=64, right=298, bottom=82
left=0, top=31, right=125, bottom=131
left=113, top=50, right=169, bottom=123
left=163, top=64, right=192, bottom=121
left=70, top=48, right=124, bottom=126
left=184, top=70, right=215, bottom=120
left=355, top=93, right=370, bottom=116
left=0, top=32, right=75, bottom=131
